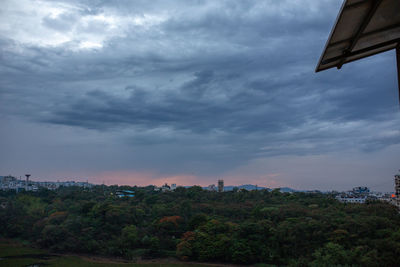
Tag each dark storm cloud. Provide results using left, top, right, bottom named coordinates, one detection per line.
left=1, top=0, right=399, bottom=176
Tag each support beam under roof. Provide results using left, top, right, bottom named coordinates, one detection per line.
left=396, top=44, right=400, bottom=104
left=321, top=38, right=400, bottom=65
left=337, top=0, right=383, bottom=69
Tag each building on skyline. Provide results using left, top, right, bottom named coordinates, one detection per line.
left=218, top=179, right=224, bottom=192
left=395, top=171, right=400, bottom=208
left=335, top=195, right=367, bottom=204
left=171, top=184, right=177, bottom=190
left=207, top=184, right=216, bottom=191
left=352, top=186, right=370, bottom=195
left=116, top=190, right=135, bottom=198
left=334, top=184, right=391, bottom=205
left=25, top=174, right=30, bottom=191
left=0, top=176, right=16, bottom=184
left=0, top=175, right=93, bottom=192
left=161, top=183, right=171, bottom=192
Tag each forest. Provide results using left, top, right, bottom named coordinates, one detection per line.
left=0, top=185, right=399, bottom=266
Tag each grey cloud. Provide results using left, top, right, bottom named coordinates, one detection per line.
left=42, top=13, right=78, bottom=32
left=1, top=0, right=399, bottom=179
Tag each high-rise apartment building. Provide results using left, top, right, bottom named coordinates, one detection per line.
left=394, top=172, right=400, bottom=208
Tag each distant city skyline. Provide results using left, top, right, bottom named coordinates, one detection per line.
left=1, top=173, right=397, bottom=194
left=1, top=171, right=398, bottom=193
left=1, top=0, right=399, bottom=192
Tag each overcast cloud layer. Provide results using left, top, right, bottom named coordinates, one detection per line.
left=1, top=0, right=399, bottom=191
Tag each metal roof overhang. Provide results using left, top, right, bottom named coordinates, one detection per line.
left=316, top=0, right=400, bottom=103
left=316, top=0, right=400, bottom=72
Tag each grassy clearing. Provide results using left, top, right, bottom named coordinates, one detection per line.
left=0, top=243, right=211, bottom=267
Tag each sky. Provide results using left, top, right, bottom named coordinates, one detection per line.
left=0, top=0, right=399, bottom=191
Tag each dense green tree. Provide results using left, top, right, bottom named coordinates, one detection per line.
left=311, top=242, right=351, bottom=266
left=0, top=186, right=399, bottom=265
